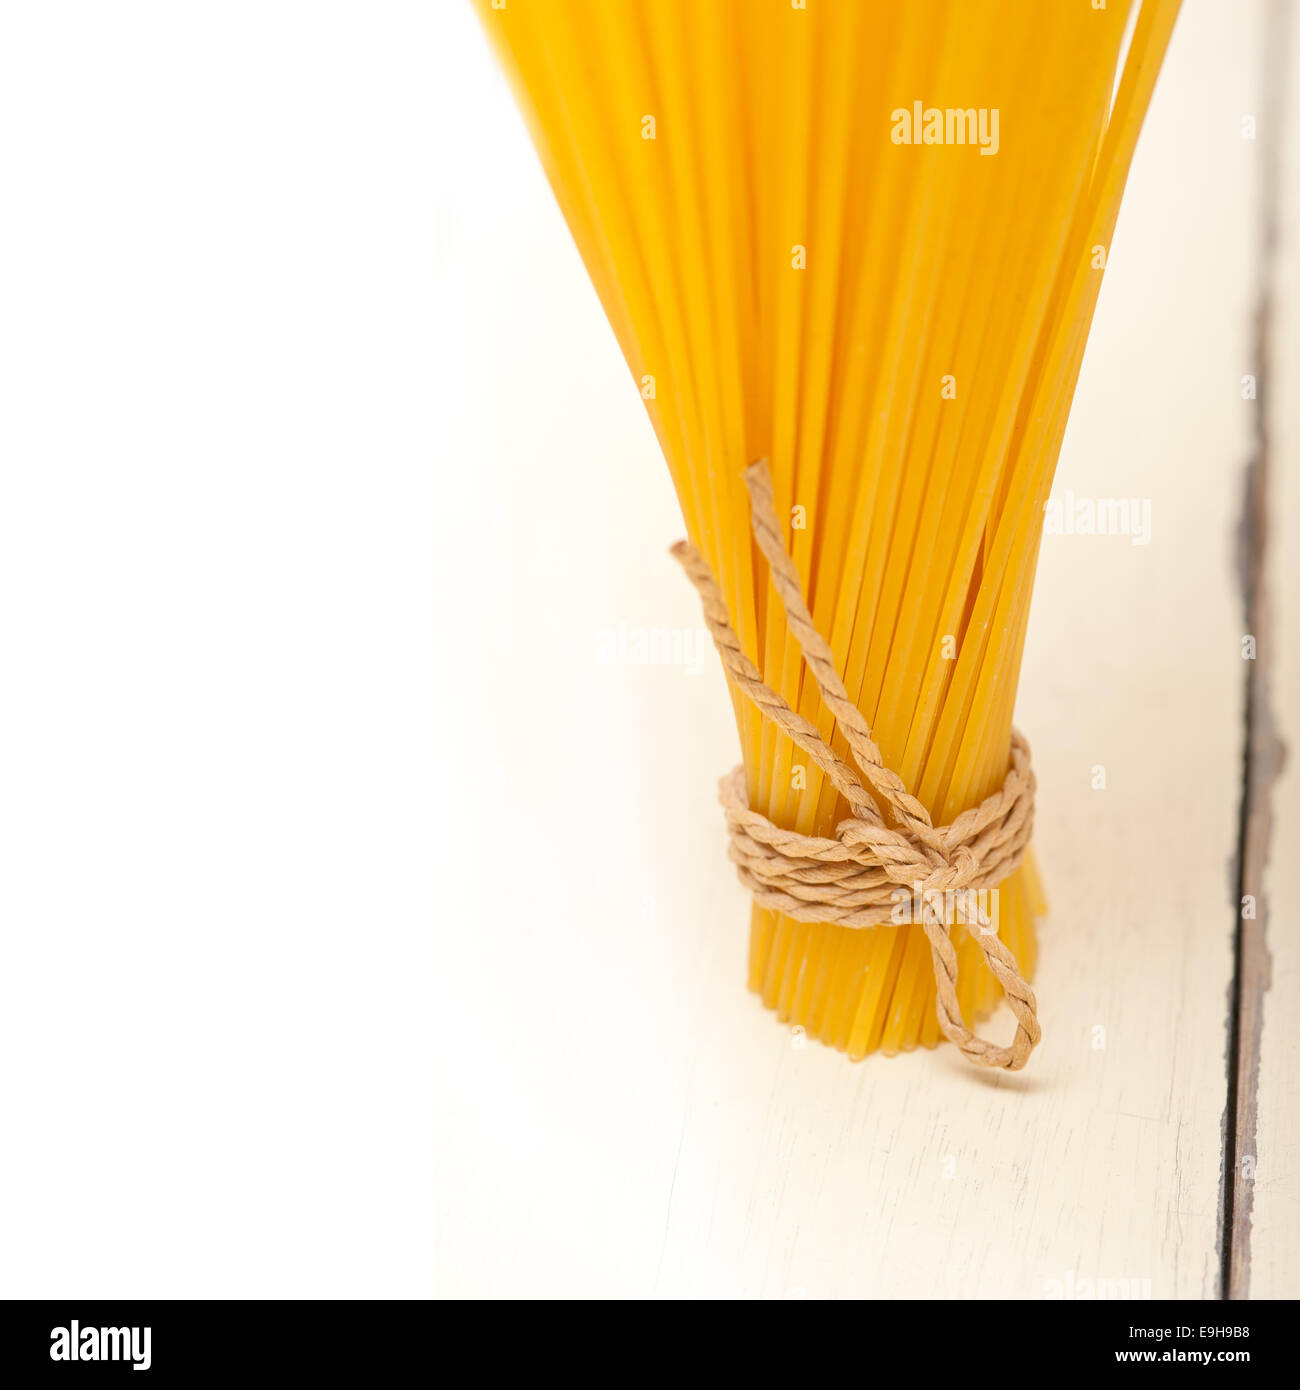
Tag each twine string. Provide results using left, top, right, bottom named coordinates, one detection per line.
left=671, top=459, right=1042, bottom=1072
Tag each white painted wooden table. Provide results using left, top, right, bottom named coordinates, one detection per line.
left=434, top=0, right=1298, bottom=1298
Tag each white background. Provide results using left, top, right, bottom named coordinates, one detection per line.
left=0, top=4, right=446, bottom=1296
left=1, top=2, right=1295, bottom=1299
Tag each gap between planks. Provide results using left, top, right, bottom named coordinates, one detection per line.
left=1221, top=0, right=1290, bottom=1304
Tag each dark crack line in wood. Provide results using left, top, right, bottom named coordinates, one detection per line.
left=1221, top=0, right=1289, bottom=1303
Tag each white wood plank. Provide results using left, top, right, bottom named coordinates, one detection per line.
left=1247, top=0, right=1300, bottom=1303
left=435, top=0, right=1257, bottom=1297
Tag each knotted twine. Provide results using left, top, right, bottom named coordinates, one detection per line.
left=671, top=460, right=1041, bottom=1072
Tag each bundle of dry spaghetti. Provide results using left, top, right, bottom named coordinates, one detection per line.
left=475, top=0, right=1179, bottom=1066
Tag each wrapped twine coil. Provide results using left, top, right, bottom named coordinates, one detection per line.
left=673, top=460, right=1041, bottom=1072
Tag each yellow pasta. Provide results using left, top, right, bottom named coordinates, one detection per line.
left=476, top=0, right=1180, bottom=1058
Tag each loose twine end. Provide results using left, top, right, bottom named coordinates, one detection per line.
left=673, top=458, right=1041, bottom=1072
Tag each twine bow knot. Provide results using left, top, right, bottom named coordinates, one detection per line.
left=672, top=460, right=1041, bottom=1072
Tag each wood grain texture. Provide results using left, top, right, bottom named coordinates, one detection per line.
left=1242, top=0, right=1300, bottom=1303
left=436, top=0, right=1265, bottom=1297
